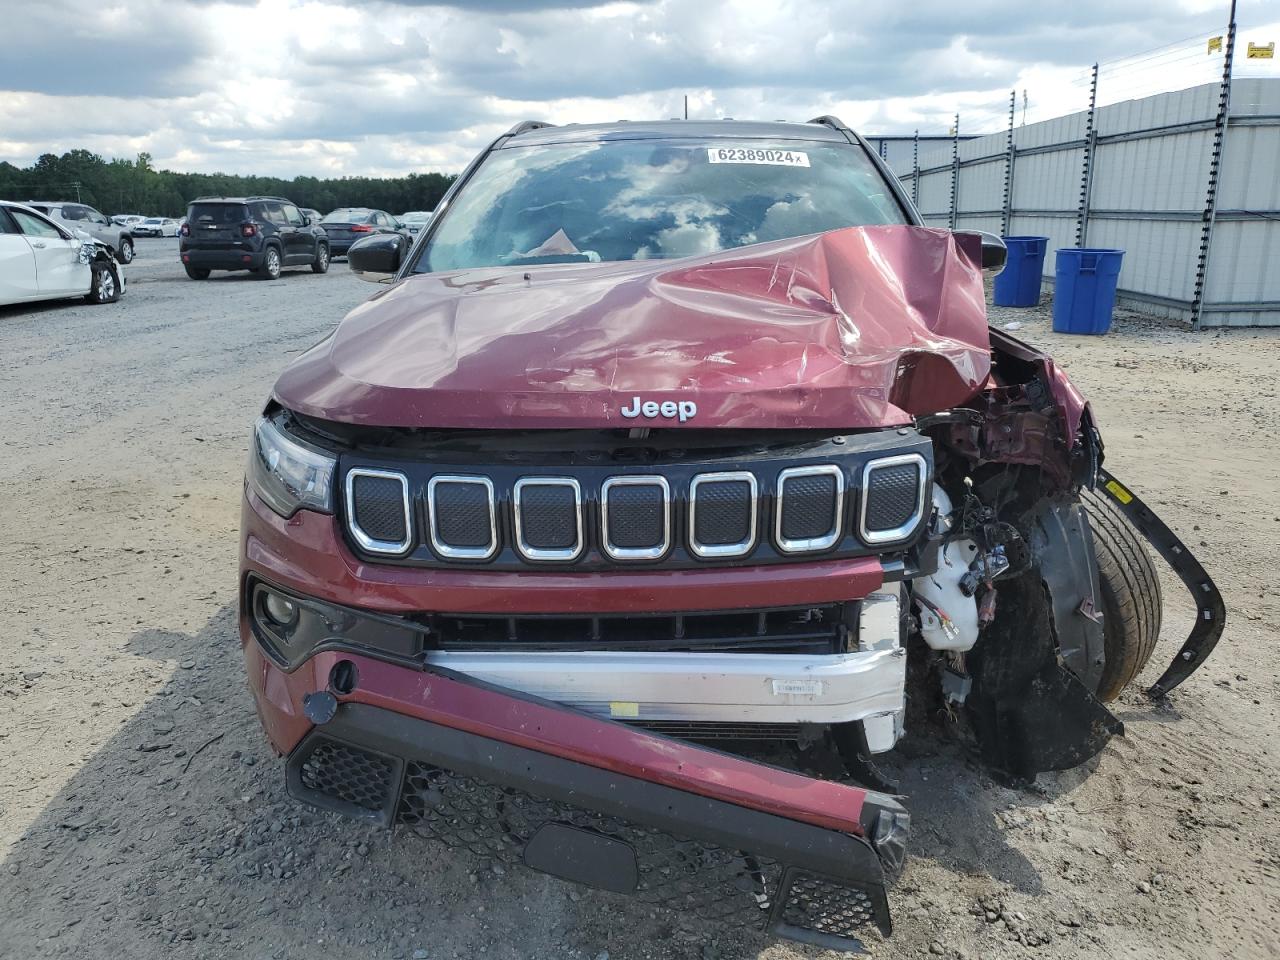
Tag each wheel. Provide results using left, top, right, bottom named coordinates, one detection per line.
left=1080, top=486, right=1163, bottom=701
left=85, top=260, right=120, bottom=303
left=260, top=246, right=282, bottom=280
left=116, top=237, right=134, bottom=264
left=311, top=243, right=330, bottom=274
left=184, top=265, right=211, bottom=280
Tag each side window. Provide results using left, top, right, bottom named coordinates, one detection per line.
left=260, top=202, right=285, bottom=224
left=0, top=209, right=19, bottom=234
left=86, top=207, right=108, bottom=225
left=61, top=204, right=86, bottom=221
left=375, top=212, right=390, bottom=227
left=282, top=204, right=303, bottom=226
left=10, top=209, right=66, bottom=238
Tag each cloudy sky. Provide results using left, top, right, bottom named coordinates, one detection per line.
left=2, top=0, right=1277, bottom=178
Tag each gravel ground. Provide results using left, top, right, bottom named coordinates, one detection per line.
left=1, top=237, right=1278, bottom=959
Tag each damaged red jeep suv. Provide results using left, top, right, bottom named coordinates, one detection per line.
left=239, top=118, right=1223, bottom=951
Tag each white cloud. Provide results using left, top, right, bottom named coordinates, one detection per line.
left=1, top=0, right=1276, bottom=177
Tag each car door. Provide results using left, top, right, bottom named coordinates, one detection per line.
left=82, top=206, right=114, bottom=245
left=280, top=203, right=312, bottom=263
left=9, top=207, right=90, bottom=296
left=0, top=208, right=39, bottom=303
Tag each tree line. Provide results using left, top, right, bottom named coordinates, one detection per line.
left=0, top=150, right=457, bottom=217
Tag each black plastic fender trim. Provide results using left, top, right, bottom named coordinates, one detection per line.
left=1095, top=469, right=1226, bottom=697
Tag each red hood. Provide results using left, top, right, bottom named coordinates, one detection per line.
left=274, top=225, right=992, bottom=430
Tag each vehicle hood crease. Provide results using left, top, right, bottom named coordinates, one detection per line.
left=274, top=225, right=993, bottom=430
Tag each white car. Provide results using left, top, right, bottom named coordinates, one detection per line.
left=0, top=201, right=125, bottom=307
left=133, top=217, right=180, bottom=237
left=398, top=210, right=433, bottom=235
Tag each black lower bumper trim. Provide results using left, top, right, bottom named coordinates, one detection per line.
left=287, top=702, right=897, bottom=949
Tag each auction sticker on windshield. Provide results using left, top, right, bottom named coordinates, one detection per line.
left=707, top=147, right=810, bottom=167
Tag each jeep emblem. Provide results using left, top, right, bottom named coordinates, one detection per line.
left=620, top=396, right=697, bottom=423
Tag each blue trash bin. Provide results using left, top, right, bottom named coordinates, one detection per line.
left=1053, top=248, right=1125, bottom=335
left=992, top=236, right=1049, bottom=307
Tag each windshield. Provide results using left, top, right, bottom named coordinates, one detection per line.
left=418, top=138, right=905, bottom=273
left=322, top=209, right=371, bottom=224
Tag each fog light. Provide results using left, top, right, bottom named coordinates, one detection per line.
left=263, top=591, right=298, bottom=626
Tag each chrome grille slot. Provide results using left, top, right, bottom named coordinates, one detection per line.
left=428, top=475, right=497, bottom=560
left=513, top=477, right=583, bottom=561
left=345, top=468, right=412, bottom=555
left=689, top=471, right=757, bottom=558
left=859, top=454, right=927, bottom=545
left=601, top=476, right=670, bottom=560
left=775, top=465, right=844, bottom=553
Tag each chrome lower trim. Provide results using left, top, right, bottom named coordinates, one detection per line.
left=427, top=475, right=498, bottom=561
left=344, top=468, right=412, bottom=555
left=426, top=590, right=905, bottom=726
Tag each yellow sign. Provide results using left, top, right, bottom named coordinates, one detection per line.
left=1247, top=42, right=1275, bottom=59
left=1208, top=35, right=1223, bottom=54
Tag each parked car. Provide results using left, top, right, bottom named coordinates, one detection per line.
left=319, top=207, right=408, bottom=256
left=132, top=216, right=179, bottom=238
left=112, top=214, right=145, bottom=227
left=178, top=196, right=329, bottom=280
left=240, top=118, right=1222, bottom=952
left=398, top=210, right=433, bottom=236
left=23, top=201, right=134, bottom=264
left=1, top=200, right=125, bottom=306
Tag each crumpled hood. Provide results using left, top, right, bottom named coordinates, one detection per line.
left=274, top=225, right=992, bottom=430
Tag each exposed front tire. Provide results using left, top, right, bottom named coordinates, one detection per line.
left=85, top=259, right=121, bottom=303
left=311, top=243, right=330, bottom=274
left=259, top=246, right=282, bottom=280
left=184, top=265, right=211, bottom=280
left=116, top=237, right=134, bottom=264
left=1080, top=487, right=1163, bottom=701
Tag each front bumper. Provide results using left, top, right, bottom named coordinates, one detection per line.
left=278, top=666, right=905, bottom=951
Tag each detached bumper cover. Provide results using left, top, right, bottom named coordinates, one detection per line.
left=289, top=699, right=904, bottom=951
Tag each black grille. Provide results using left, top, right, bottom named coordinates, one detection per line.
left=398, top=760, right=781, bottom=923
left=693, top=479, right=753, bottom=546
left=425, top=603, right=848, bottom=654
left=433, top=481, right=493, bottom=548
left=298, top=740, right=396, bottom=813
left=780, top=474, right=839, bottom=542
left=605, top=483, right=666, bottom=550
left=518, top=483, right=578, bottom=550
left=778, top=870, right=877, bottom=937
left=863, top=463, right=921, bottom=533
left=351, top=474, right=407, bottom=544
left=627, top=720, right=804, bottom=742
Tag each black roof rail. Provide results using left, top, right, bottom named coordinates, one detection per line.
left=806, top=115, right=852, bottom=133
left=505, top=120, right=555, bottom=137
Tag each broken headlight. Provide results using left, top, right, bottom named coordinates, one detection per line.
left=248, top=416, right=335, bottom=517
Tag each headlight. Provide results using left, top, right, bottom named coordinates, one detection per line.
left=248, top=416, right=335, bottom=517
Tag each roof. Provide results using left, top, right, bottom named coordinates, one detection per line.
left=500, top=118, right=854, bottom=148
left=189, top=196, right=289, bottom=203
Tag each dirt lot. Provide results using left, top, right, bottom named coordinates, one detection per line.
left=1, top=237, right=1278, bottom=960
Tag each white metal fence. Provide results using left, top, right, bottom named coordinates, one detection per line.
left=885, top=78, right=1280, bottom=328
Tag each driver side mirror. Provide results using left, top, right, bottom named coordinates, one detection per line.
left=348, top=232, right=407, bottom=283
left=955, top=230, right=1007, bottom=277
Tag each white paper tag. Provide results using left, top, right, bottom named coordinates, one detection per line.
left=707, top=147, right=810, bottom=167
left=771, top=678, right=824, bottom=697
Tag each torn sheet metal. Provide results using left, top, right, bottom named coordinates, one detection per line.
left=274, top=226, right=992, bottom=430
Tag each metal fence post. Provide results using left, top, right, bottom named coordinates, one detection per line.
left=1191, top=0, right=1237, bottom=329
left=1001, top=90, right=1016, bottom=237
left=949, top=114, right=959, bottom=230
left=1077, top=63, right=1099, bottom=247
left=912, top=129, right=919, bottom=206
